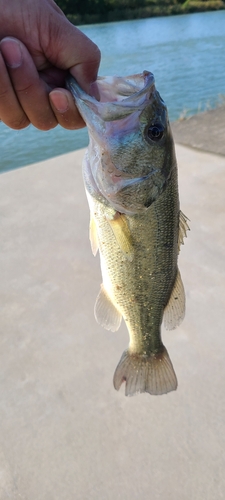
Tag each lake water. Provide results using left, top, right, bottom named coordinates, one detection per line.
left=1, top=10, right=225, bottom=173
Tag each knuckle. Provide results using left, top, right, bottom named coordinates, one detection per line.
left=36, top=121, right=57, bottom=131
left=0, top=87, right=10, bottom=100
left=10, top=116, right=30, bottom=130
left=33, top=113, right=58, bottom=131
left=16, top=82, right=35, bottom=96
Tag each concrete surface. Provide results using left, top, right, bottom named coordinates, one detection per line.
left=0, top=142, right=225, bottom=500
left=171, top=105, right=225, bottom=156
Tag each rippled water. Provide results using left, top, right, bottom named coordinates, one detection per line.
left=1, top=10, right=225, bottom=172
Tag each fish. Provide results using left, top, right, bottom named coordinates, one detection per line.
left=67, top=71, right=189, bottom=396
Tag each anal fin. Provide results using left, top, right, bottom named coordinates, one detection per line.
left=107, top=212, right=133, bottom=261
left=94, top=284, right=122, bottom=332
left=164, top=268, right=185, bottom=330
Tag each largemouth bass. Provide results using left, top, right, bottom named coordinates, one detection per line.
left=67, top=71, right=189, bottom=396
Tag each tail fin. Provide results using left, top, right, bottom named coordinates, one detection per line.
left=113, top=346, right=177, bottom=396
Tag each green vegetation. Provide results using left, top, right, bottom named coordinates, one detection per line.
left=55, top=0, right=225, bottom=24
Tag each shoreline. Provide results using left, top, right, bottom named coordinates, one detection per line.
left=66, top=4, right=225, bottom=26
left=171, top=104, right=225, bottom=156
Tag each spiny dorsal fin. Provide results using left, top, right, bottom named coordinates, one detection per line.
left=89, top=215, right=99, bottom=256
left=113, top=346, right=177, bottom=396
left=178, top=210, right=190, bottom=252
left=106, top=212, right=134, bottom=261
left=164, top=269, right=185, bottom=330
left=94, top=284, right=122, bottom=332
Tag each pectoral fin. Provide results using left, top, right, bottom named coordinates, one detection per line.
left=164, top=269, right=185, bottom=330
left=178, top=210, right=190, bottom=252
left=94, top=284, right=122, bottom=332
left=89, top=215, right=99, bottom=256
left=107, top=212, right=133, bottom=261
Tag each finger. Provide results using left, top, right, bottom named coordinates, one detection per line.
left=0, top=50, right=30, bottom=129
left=44, top=13, right=101, bottom=93
left=49, top=88, right=86, bottom=130
left=0, top=37, right=58, bottom=131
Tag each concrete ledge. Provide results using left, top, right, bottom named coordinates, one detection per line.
left=0, top=145, right=225, bottom=499
left=171, top=105, right=225, bottom=156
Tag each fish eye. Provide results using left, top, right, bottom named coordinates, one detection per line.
left=147, top=124, right=164, bottom=142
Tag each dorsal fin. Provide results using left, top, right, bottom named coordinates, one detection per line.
left=178, top=210, right=190, bottom=252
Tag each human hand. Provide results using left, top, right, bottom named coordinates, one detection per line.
left=0, top=0, right=100, bottom=130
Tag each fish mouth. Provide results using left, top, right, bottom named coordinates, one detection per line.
left=66, top=71, right=155, bottom=124
left=67, top=71, right=166, bottom=214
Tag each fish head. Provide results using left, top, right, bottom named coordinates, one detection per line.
left=67, top=71, right=176, bottom=215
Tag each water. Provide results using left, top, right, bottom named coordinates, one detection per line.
left=1, top=10, right=225, bottom=173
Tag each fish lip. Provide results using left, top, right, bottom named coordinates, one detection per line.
left=66, top=71, right=155, bottom=122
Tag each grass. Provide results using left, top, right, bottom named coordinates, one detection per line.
left=178, top=94, right=225, bottom=121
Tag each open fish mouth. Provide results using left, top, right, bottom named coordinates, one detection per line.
left=66, top=71, right=156, bottom=125
left=67, top=71, right=170, bottom=214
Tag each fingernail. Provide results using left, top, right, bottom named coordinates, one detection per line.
left=50, top=91, right=69, bottom=113
left=0, top=38, right=22, bottom=68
